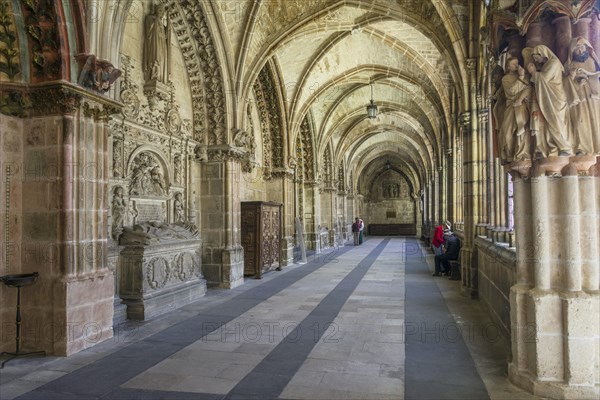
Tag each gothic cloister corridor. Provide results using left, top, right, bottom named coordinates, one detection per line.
left=1, top=0, right=599, bottom=398
left=2, top=238, right=538, bottom=400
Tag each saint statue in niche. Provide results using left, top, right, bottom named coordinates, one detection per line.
left=174, top=192, right=185, bottom=223
left=143, top=3, right=169, bottom=83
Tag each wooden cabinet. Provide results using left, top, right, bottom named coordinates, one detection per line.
left=241, top=201, right=282, bottom=278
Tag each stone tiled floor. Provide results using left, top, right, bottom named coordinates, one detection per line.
left=0, top=238, right=541, bottom=400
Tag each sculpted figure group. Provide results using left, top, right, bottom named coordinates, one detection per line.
left=493, top=37, right=600, bottom=163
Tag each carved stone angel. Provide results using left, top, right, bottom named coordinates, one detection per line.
left=76, top=54, right=121, bottom=94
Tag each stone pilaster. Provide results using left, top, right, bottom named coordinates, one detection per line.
left=303, top=181, right=320, bottom=252
left=0, top=82, right=122, bottom=355
left=199, top=145, right=245, bottom=289
left=508, top=156, right=600, bottom=399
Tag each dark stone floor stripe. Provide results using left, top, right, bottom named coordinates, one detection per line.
left=224, top=239, right=390, bottom=400
left=403, top=238, right=489, bottom=400
left=14, top=245, right=355, bottom=400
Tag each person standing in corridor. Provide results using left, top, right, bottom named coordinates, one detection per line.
left=352, top=217, right=360, bottom=246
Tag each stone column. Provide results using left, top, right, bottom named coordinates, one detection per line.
left=526, top=22, right=546, bottom=49
left=552, top=16, right=572, bottom=64
left=508, top=157, right=600, bottom=399
left=346, top=194, right=355, bottom=231
left=271, top=169, right=295, bottom=266
left=572, top=17, right=591, bottom=43
left=304, top=181, right=320, bottom=252
left=590, top=12, right=599, bottom=57
left=460, top=103, right=484, bottom=298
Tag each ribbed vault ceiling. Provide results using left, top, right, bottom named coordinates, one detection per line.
left=210, top=0, right=468, bottom=194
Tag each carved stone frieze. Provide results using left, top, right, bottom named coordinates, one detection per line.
left=83, top=101, right=121, bottom=121
left=253, top=76, right=272, bottom=177
left=300, top=117, right=315, bottom=181
left=258, top=65, right=284, bottom=169
left=29, top=86, right=82, bottom=115
left=113, top=139, right=124, bottom=178
left=205, top=144, right=247, bottom=163
left=271, top=168, right=295, bottom=180
left=0, top=1, right=20, bottom=81
left=119, top=55, right=141, bottom=119
left=165, top=1, right=226, bottom=145
left=506, top=155, right=598, bottom=180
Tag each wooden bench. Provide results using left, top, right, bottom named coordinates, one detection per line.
left=448, top=241, right=461, bottom=281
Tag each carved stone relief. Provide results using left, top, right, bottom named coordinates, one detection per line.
left=113, top=139, right=124, bottom=178
left=129, top=151, right=167, bottom=197
left=75, top=54, right=122, bottom=94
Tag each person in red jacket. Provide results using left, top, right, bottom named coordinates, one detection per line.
left=431, top=220, right=451, bottom=256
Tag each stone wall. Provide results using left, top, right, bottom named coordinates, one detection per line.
left=475, top=236, right=516, bottom=347
left=364, top=170, right=415, bottom=225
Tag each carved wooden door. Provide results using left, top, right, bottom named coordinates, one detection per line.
left=241, top=201, right=282, bottom=278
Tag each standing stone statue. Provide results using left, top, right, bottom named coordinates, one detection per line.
left=494, top=57, right=532, bottom=162
left=527, top=45, right=573, bottom=158
left=174, top=192, right=185, bottom=223
left=563, top=37, right=600, bottom=155
left=143, top=3, right=169, bottom=83
left=112, top=186, right=127, bottom=240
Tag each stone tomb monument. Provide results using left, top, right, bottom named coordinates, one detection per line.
left=118, top=222, right=205, bottom=320
left=111, top=150, right=206, bottom=320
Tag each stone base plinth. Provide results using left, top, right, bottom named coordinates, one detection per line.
left=221, top=246, right=244, bottom=289
left=509, top=364, right=600, bottom=400
left=509, top=286, right=600, bottom=399
left=54, top=272, right=115, bottom=356
left=282, top=236, right=294, bottom=267
left=123, top=279, right=206, bottom=320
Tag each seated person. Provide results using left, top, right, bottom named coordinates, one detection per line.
left=433, top=229, right=460, bottom=276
